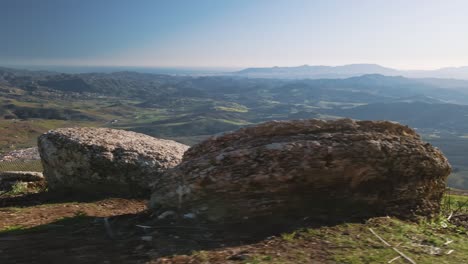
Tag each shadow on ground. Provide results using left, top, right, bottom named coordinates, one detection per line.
left=0, top=213, right=148, bottom=263
left=0, top=190, right=390, bottom=264
left=0, top=191, right=385, bottom=264
left=0, top=203, right=362, bottom=264
left=0, top=190, right=146, bottom=208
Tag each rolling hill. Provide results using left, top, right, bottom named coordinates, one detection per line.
left=1, top=66, right=468, bottom=188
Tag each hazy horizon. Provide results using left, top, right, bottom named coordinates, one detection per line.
left=2, top=0, right=468, bottom=70
left=3, top=63, right=468, bottom=75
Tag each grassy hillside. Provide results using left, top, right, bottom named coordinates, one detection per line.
left=167, top=193, right=468, bottom=263
left=1, top=68, right=468, bottom=189
left=0, top=189, right=466, bottom=263
left=0, top=119, right=100, bottom=153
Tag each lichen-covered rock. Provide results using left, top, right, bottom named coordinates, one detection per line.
left=149, top=119, right=451, bottom=223
left=38, top=127, right=189, bottom=195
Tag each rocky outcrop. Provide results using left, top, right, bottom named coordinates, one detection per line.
left=38, top=127, right=189, bottom=195
left=0, top=171, right=43, bottom=182
left=149, top=119, right=451, bottom=224
left=0, top=147, right=40, bottom=162
left=0, top=171, right=45, bottom=191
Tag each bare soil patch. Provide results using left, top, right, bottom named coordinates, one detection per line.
left=0, top=192, right=330, bottom=263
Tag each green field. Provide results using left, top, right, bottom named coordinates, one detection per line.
left=1, top=70, right=468, bottom=190
left=0, top=160, right=43, bottom=172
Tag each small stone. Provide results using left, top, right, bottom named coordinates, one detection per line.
left=135, top=244, right=145, bottom=250
left=141, top=236, right=152, bottom=242
left=157, top=211, right=176, bottom=220
left=183, top=213, right=196, bottom=219
left=227, top=254, right=249, bottom=261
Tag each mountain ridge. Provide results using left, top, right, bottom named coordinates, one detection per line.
left=0, top=66, right=468, bottom=189
left=233, top=64, right=468, bottom=80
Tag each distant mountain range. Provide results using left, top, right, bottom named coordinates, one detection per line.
left=2, top=65, right=468, bottom=188
left=5, top=64, right=468, bottom=80
left=2, top=66, right=468, bottom=105
left=233, top=64, right=468, bottom=80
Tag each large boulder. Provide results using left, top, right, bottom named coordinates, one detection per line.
left=149, top=119, right=451, bottom=224
left=38, top=127, right=189, bottom=195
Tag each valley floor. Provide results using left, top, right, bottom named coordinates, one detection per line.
left=0, top=191, right=467, bottom=264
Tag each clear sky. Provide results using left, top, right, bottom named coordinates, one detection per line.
left=1, top=0, right=467, bottom=69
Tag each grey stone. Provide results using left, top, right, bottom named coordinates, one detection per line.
left=38, top=127, right=189, bottom=195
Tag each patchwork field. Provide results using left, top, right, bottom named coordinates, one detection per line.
left=1, top=69, right=468, bottom=189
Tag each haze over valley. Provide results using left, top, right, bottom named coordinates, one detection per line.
left=233, top=64, right=468, bottom=80
left=1, top=64, right=468, bottom=189
left=2, top=1, right=468, bottom=263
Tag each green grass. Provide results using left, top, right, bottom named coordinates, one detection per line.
left=0, top=189, right=465, bottom=263
left=0, top=225, right=25, bottom=233
left=281, top=231, right=297, bottom=242
left=243, top=255, right=274, bottom=264
left=8, top=182, right=30, bottom=195
left=442, top=194, right=468, bottom=215
left=214, top=106, right=249, bottom=113
left=0, top=212, right=91, bottom=235
left=326, top=217, right=467, bottom=264
left=244, top=194, right=468, bottom=264
left=0, top=181, right=45, bottom=196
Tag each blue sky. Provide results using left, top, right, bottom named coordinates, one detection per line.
left=1, top=0, right=468, bottom=69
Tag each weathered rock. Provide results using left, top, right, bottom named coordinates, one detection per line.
left=38, top=127, right=189, bottom=195
left=0, top=171, right=44, bottom=182
left=149, top=119, right=451, bottom=224
left=0, top=171, right=45, bottom=192
left=0, top=147, right=40, bottom=162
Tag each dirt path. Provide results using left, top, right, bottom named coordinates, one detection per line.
left=0, top=192, right=330, bottom=264
left=1, top=189, right=466, bottom=263
left=0, top=198, right=146, bottom=229
left=0, top=194, right=149, bottom=263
